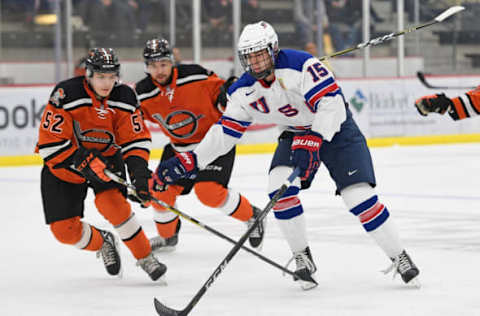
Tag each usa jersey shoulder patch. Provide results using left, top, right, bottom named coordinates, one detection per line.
left=275, top=49, right=312, bottom=72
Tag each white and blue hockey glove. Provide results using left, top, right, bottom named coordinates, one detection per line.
left=155, top=151, right=198, bottom=184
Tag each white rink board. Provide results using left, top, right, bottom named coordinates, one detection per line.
left=1, top=75, right=479, bottom=156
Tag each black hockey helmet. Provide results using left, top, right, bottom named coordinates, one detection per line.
left=85, top=48, right=120, bottom=77
left=143, top=38, right=174, bottom=64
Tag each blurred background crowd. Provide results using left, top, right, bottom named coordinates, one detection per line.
left=1, top=0, right=479, bottom=83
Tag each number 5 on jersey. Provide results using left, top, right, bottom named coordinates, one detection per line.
left=249, top=97, right=299, bottom=117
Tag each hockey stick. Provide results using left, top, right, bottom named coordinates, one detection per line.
left=104, top=169, right=314, bottom=284
left=153, top=167, right=302, bottom=316
left=416, top=71, right=476, bottom=90
left=319, top=6, right=465, bottom=61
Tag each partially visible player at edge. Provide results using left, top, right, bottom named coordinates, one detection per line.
left=415, top=86, right=480, bottom=119
left=134, top=38, right=265, bottom=252
left=154, top=21, right=420, bottom=290
left=36, top=48, right=166, bottom=281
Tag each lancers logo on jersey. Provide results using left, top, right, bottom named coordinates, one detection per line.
left=152, top=110, right=204, bottom=139
left=49, top=88, right=66, bottom=106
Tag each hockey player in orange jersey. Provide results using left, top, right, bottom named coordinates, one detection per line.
left=135, top=38, right=265, bottom=252
left=415, top=86, right=480, bottom=120
left=36, top=48, right=166, bottom=281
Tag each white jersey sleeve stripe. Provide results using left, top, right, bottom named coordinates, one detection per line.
left=217, top=116, right=251, bottom=139
left=305, top=77, right=340, bottom=111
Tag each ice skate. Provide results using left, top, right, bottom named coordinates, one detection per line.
left=246, top=206, right=266, bottom=249
left=150, top=219, right=180, bottom=253
left=150, top=234, right=178, bottom=253
left=137, top=253, right=167, bottom=281
left=286, top=246, right=317, bottom=290
left=96, top=230, right=122, bottom=277
left=383, top=250, right=420, bottom=288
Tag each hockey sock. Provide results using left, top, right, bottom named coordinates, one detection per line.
left=96, top=189, right=151, bottom=259
left=154, top=213, right=180, bottom=239
left=269, top=185, right=307, bottom=253
left=342, top=183, right=403, bottom=258
left=194, top=182, right=253, bottom=222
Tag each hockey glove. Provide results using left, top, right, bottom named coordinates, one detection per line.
left=415, top=93, right=452, bottom=116
left=156, top=151, right=198, bottom=184
left=291, top=131, right=323, bottom=179
left=216, top=76, right=237, bottom=112
left=74, top=148, right=111, bottom=183
left=125, top=156, right=152, bottom=207
left=151, top=172, right=168, bottom=192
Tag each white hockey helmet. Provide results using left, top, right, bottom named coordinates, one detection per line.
left=238, top=21, right=279, bottom=79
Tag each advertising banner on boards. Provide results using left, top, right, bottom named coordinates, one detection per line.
left=1, top=75, right=479, bottom=157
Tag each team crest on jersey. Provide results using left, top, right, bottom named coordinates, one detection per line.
left=50, top=88, right=66, bottom=106
left=152, top=110, right=204, bottom=139
left=95, top=106, right=116, bottom=119
left=164, top=87, right=175, bottom=102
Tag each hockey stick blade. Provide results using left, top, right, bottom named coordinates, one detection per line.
left=319, top=5, right=465, bottom=61
left=103, top=169, right=312, bottom=282
left=154, top=298, right=183, bottom=316
left=417, top=71, right=476, bottom=90
left=434, top=6, right=465, bottom=22
left=153, top=167, right=302, bottom=316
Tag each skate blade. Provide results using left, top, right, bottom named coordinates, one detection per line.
left=407, top=276, right=421, bottom=289
left=297, top=274, right=318, bottom=291
left=299, top=279, right=318, bottom=290
left=155, top=275, right=168, bottom=286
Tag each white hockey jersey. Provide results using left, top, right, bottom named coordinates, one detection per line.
left=194, top=49, right=347, bottom=168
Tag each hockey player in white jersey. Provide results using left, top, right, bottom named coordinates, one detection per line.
left=154, top=21, right=420, bottom=290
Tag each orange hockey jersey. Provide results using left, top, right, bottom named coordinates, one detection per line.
left=135, top=64, right=224, bottom=147
left=449, top=87, right=480, bottom=120
left=36, top=76, right=151, bottom=184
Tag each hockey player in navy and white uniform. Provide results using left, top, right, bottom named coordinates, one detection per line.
left=154, top=21, right=420, bottom=289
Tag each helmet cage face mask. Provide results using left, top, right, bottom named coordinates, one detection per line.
left=143, top=38, right=174, bottom=66
left=239, top=44, right=276, bottom=80
left=238, top=21, right=279, bottom=80
left=85, top=48, right=120, bottom=78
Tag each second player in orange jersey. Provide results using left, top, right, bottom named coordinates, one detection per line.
left=135, top=38, right=266, bottom=251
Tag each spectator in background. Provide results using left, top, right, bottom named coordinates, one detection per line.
left=294, top=0, right=328, bottom=55
left=325, top=0, right=383, bottom=53
left=126, top=0, right=153, bottom=34
left=204, top=0, right=233, bottom=41
left=77, top=0, right=135, bottom=46
left=242, top=0, right=262, bottom=23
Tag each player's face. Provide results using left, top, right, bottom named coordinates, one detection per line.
left=90, top=72, right=117, bottom=97
left=147, top=60, right=173, bottom=85
left=246, top=49, right=272, bottom=75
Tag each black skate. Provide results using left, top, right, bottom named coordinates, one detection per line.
left=137, top=253, right=167, bottom=281
left=96, top=230, right=122, bottom=277
left=285, top=246, right=318, bottom=290
left=150, top=220, right=181, bottom=253
left=383, top=250, right=420, bottom=287
left=246, top=206, right=266, bottom=249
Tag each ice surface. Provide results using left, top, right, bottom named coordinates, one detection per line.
left=1, top=144, right=480, bottom=316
